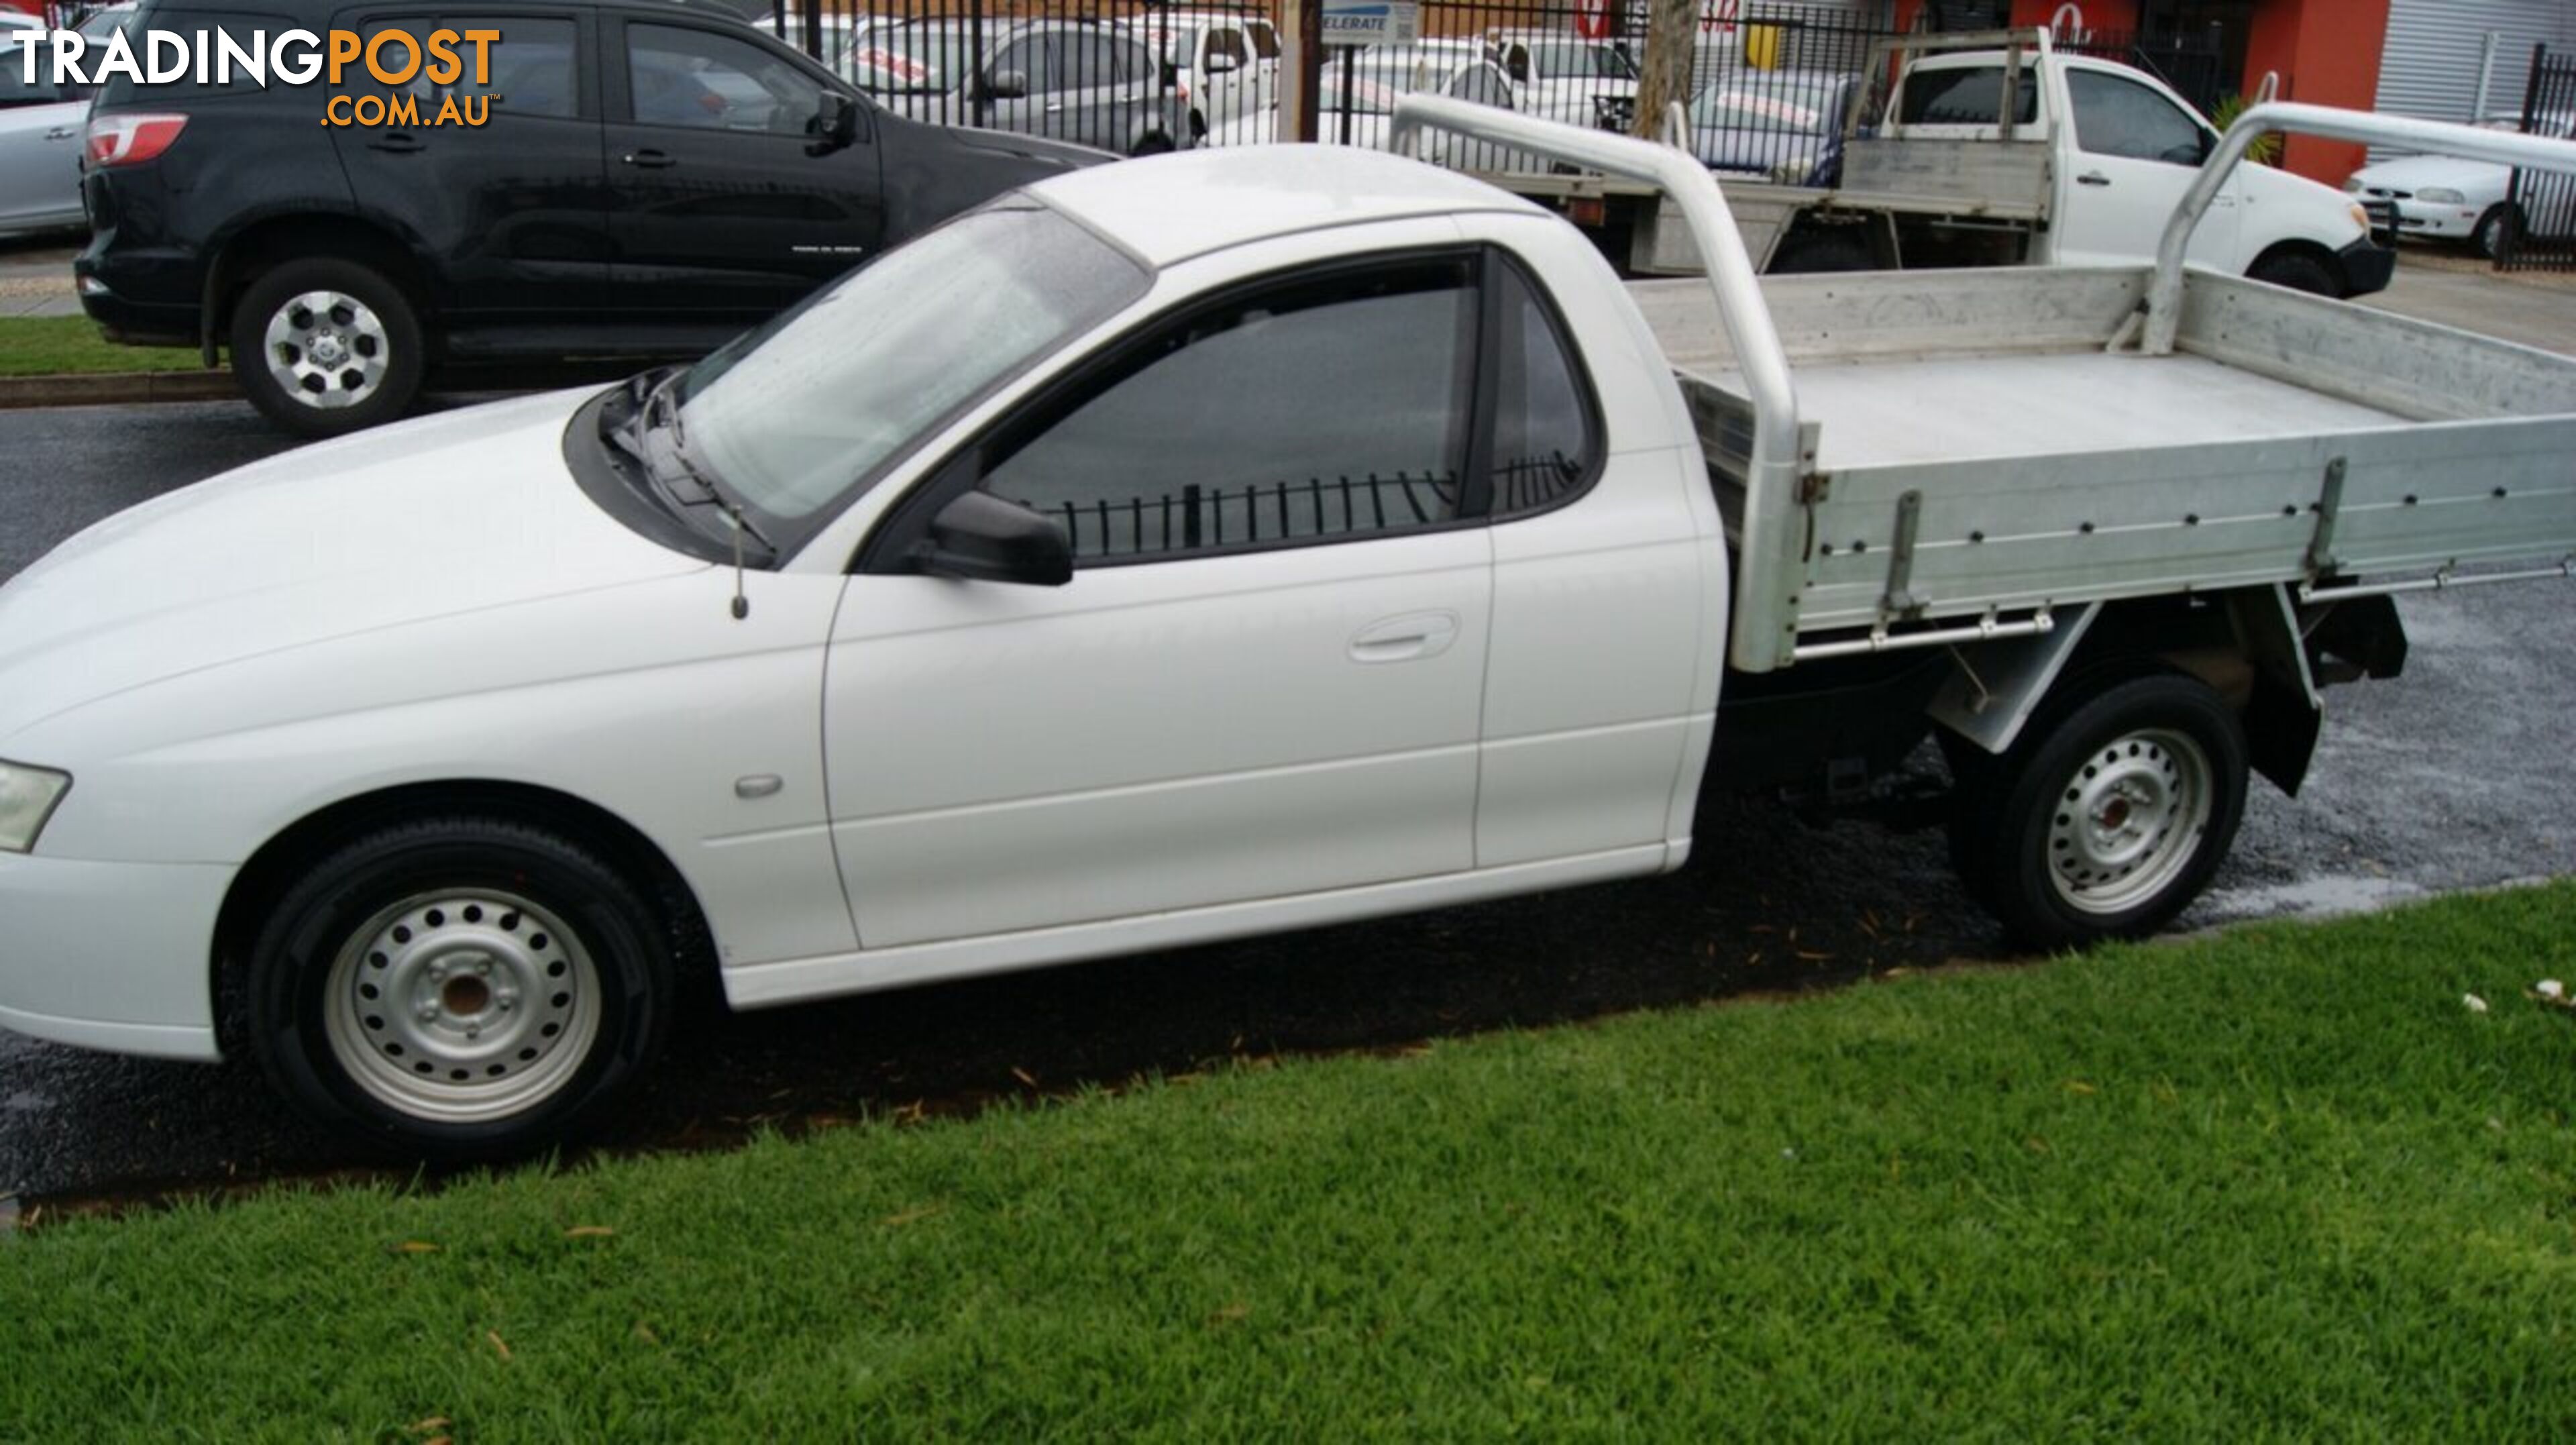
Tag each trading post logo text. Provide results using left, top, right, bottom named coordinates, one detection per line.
left=17, top=26, right=507, bottom=126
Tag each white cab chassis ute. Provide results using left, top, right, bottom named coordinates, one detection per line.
left=1, top=101, right=2571, bottom=1155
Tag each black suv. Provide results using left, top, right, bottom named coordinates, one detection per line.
left=77, top=0, right=1106, bottom=435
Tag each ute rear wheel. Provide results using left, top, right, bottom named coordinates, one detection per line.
left=230, top=256, right=425, bottom=437
left=247, top=818, right=673, bottom=1158
left=1950, top=672, right=2249, bottom=951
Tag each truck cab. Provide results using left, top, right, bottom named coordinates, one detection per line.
left=1884, top=48, right=2390, bottom=295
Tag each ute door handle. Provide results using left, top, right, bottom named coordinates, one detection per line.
left=45, top=125, right=78, bottom=141
left=1349, top=610, right=1461, bottom=665
left=623, top=148, right=678, bottom=168
left=367, top=130, right=425, bottom=153
left=2076, top=170, right=2110, bottom=186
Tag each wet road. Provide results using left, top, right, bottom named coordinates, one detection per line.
left=1, top=397, right=2571, bottom=1203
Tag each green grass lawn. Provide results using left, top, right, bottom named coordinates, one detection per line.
left=7, top=886, right=2573, bottom=1439
left=0, top=316, right=207, bottom=376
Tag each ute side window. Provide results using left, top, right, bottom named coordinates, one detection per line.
left=979, top=256, right=1479, bottom=564
left=2067, top=70, right=2208, bottom=164
left=1487, top=258, right=1601, bottom=520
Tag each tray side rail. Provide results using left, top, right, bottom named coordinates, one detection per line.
left=2145, top=103, right=2576, bottom=354
left=1784, top=416, right=2576, bottom=635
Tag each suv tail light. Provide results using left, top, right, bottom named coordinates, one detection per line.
left=86, top=113, right=189, bottom=168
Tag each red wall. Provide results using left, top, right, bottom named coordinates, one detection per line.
left=2010, top=1, right=2143, bottom=32
left=2245, top=0, right=2391, bottom=182
left=1889, top=1, right=2143, bottom=32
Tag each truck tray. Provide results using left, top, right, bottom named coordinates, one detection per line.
left=1636, top=266, right=2576, bottom=657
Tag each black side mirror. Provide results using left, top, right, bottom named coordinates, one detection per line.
left=916, top=492, right=1072, bottom=586
left=981, top=68, right=1029, bottom=101
left=810, top=92, right=861, bottom=152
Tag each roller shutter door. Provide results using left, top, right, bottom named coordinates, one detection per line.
left=2376, top=0, right=2576, bottom=126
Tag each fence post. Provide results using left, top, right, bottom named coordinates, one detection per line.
left=1631, top=0, right=1697, bottom=141
left=2502, top=42, right=2547, bottom=270
left=1283, top=0, right=1322, bottom=144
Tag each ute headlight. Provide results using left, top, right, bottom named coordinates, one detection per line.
left=0, top=760, right=72, bottom=854
left=2414, top=186, right=2466, bottom=205
left=2342, top=176, right=2365, bottom=193
left=2349, top=201, right=2373, bottom=231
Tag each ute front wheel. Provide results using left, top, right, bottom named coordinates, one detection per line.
left=247, top=818, right=673, bottom=1158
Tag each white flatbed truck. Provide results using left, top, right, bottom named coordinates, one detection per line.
left=0, top=95, right=2569, bottom=1153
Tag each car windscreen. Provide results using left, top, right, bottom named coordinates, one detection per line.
left=1529, top=40, right=1633, bottom=81
left=676, top=201, right=1149, bottom=531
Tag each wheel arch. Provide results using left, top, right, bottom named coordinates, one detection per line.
left=210, top=780, right=718, bottom=1057
left=1932, top=585, right=2393, bottom=798
left=202, top=213, right=439, bottom=366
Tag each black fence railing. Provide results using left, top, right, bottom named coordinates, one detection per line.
left=2501, top=44, right=2576, bottom=274
left=756, top=1, right=2228, bottom=178
left=761, top=0, right=1276, bottom=154
left=1022, top=469, right=1464, bottom=560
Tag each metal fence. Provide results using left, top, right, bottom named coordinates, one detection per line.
left=2500, top=44, right=2576, bottom=274
left=761, top=0, right=1277, bottom=154
left=759, top=0, right=2230, bottom=178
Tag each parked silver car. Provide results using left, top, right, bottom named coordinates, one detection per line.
left=0, top=36, right=87, bottom=238
left=851, top=17, right=1193, bottom=155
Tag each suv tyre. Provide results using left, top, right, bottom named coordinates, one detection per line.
left=231, top=256, right=427, bottom=438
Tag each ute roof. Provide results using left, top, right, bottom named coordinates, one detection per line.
left=1026, top=145, right=1544, bottom=269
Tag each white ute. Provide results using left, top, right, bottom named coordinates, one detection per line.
left=2, top=100, right=2572, bottom=1155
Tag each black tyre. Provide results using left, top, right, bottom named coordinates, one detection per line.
left=2472, top=204, right=2518, bottom=260
left=247, top=818, right=674, bottom=1159
left=229, top=256, right=426, bottom=438
left=1768, top=227, right=1874, bottom=274
left=1953, top=672, right=2249, bottom=952
left=2246, top=250, right=2340, bottom=297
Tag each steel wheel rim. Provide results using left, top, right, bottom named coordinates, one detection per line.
left=323, top=889, right=604, bottom=1124
left=2045, top=727, right=2214, bottom=915
left=262, top=289, right=389, bottom=410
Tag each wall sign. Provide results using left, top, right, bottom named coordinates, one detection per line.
left=1322, top=0, right=1420, bottom=46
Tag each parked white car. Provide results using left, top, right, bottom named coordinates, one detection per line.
left=0, top=36, right=87, bottom=238
left=2345, top=110, right=2576, bottom=257
left=1485, top=28, right=1637, bottom=129
left=1117, top=9, right=1278, bottom=138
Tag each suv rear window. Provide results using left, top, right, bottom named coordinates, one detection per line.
left=1898, top=65, right=2040, bottom=127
